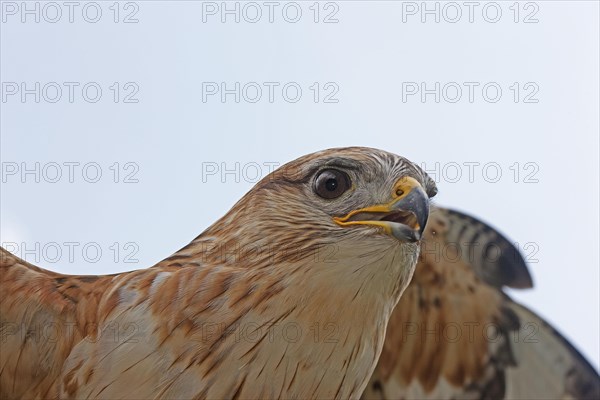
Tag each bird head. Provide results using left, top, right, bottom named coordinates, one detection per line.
left=195, top=147, right=436, bottom=295
left=256, top=146, right=435, bottom=240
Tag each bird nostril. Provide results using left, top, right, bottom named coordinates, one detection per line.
left=395, top=189, right=404, bottom=197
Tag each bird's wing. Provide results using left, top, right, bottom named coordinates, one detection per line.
left=0, top=247, right=224, bottom=399
left=0, top=247, right=115, bottom=399
left=0, top=246, right=212, bottom=399
left=364, top=207, right=600, bottom=399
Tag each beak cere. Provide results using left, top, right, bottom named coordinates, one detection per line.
left=333, top=177, right=430, bottom=242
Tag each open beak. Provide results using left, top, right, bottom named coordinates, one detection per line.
left=333, top=177, right=430, bottom=242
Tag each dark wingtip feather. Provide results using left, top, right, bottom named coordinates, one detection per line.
left=440, top=208, right=534, bottom=290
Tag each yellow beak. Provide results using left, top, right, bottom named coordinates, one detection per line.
left=333, top=177, right=430, bottom=242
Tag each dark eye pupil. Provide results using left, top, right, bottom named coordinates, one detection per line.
left=314, top=169, right=350, bottom=199
left=325, top=178, right=338, bottom=191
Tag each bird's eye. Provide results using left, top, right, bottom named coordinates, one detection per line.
left=314, top=169, right=351, bottom=199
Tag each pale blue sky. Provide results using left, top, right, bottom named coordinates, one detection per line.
left=1, top=1, right=598, bottom=369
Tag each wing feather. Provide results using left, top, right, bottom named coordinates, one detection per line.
left=0, top=247, right=113, bottom=399
left=363, top=207, right=599, bottom=399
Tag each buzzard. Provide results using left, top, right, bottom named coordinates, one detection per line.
left=0, top=147, right=436, bottom=399
left=364, top=207, right=600, bottom=399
